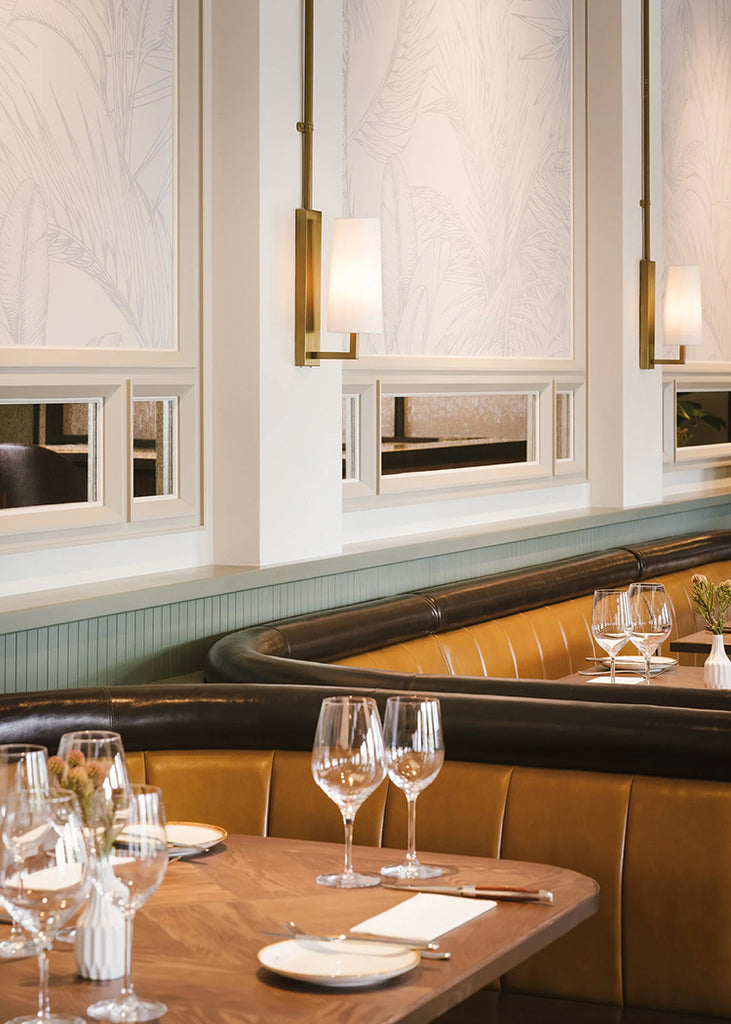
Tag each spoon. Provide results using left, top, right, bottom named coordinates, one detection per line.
left=281, top=921, right=451, bottom=959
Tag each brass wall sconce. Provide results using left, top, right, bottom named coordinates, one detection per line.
left=294, top=0, right=383, bottom=366
left=639, top=0, right=702, bottom=369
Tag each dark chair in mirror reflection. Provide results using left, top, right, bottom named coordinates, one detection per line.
left=0, top=443, right=88, bottom=509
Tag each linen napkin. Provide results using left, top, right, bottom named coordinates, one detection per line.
left=351, top=892, right=496, bottom=942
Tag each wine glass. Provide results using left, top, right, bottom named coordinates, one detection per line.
left=628, top=582, right=673, bottom=684
left=0, top=789, right=90, bottom=1024
left=311, top=695, right=386, bottom=888
left=86, top=784, right=168, bottom=1023
left=0, top=744, right=50, bottom=961
left=55, top=730, right=130, bottom=800
left=52, top=730, right=130, bottom=944
left=591, top=589, right=632, bottom=684
left=380, top=695, right=445, bottom=880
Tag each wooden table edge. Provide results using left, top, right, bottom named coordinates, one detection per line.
left=394, top=880, right=600, bottom=1024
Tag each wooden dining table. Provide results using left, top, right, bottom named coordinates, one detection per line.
left=0, top=835, right=598, bottom=1024
left=669, top=629, right=731, bottom=655
left=560, top=662, right=709, bottom=688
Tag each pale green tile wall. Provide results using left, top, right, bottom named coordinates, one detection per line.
left=1, top=498, right=729, bottom=693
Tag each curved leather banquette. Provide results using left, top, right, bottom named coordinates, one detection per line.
left=0, top=682, right=729, bottom=1023
left=206, top=531, right=731, bottom=713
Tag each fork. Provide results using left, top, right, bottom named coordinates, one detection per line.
left=274, top=921, right=450, bottom=959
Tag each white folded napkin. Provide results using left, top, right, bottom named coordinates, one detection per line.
left=351, top=893, right=496, bottom=942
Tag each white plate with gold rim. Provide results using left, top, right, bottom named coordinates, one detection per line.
left=257, top=938, right=420, bottom=987
left=166, top=821, right=227, bottom=858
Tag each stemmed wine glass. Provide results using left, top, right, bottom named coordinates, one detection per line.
left=0, top=789, right=90, bottom=1024
left=380, top=695, right=444, bottom=880
left=52, top=730, right=130, bottom=945
left=311, top=695, right=386, bottom=888
left=0, top=744, right=49, bottom=961
left=591, top=589, right=632, bottom=684
left=628, top=582, right=673, bottom=684
left=85, top=784, right=168, bottom=1023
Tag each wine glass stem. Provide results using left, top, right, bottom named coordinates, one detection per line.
left=644, top=652, right=651, bottom=684
left=403, top=790, right=415, bottom=864
left=36, top=942, right=51, bottom=1022
left=609, top=655, right=616, bottom=684
left=120, top=912, right=136, bottom=1004
left=342, top=814, right=356, bottom=877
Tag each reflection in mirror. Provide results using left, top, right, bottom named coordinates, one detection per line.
left=380, top=394, right=536, bottom=475
left=556, top=392, right=573, bottom=461
left=677, top=391, right=731, bottom=449
left=0, top=402, right=96, bottom=509
left=342, top=395, right=359, bottom=481
left=133, top=399, right=176, bottom=498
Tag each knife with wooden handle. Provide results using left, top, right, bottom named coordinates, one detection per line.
left=380, top=882, right=553, bottom=904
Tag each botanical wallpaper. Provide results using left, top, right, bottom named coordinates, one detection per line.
left=0, top=0, right=174, bottom=349
left=662, top=0, right=731, bottom=361
left=344, top=0, right=573, bottom=359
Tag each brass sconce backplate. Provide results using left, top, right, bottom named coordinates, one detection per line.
left=295, top=208, right=322, bottom=367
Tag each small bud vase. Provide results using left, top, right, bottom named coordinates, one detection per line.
left=703, top=633, right=731, bottom=690
left=74, top=859, right=126, bottom=980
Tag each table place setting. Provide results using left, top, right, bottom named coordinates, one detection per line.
left=255, top=693, right=562, bottom=993
left=257, top=890, right=496, bottom=987
left=579, top=654, right=678, bottom=682
left=165, top=822, right=227, bottom=858
left=590, top=585, right=673, bottom=684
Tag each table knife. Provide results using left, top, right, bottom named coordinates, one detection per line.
left=380, top=882, right=553, bottom=904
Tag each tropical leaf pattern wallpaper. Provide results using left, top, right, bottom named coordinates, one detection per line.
left=662, top=0, right=731, bottom=362
left=344, top=0, right=573, bottom=359
left=0, top=0, right=174, bottom=349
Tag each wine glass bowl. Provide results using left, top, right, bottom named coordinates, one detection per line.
left=86, top=784, right=168, bottom=1024
left=0, top=744, right=50, bottom=961
left=311, top=695, right=386, bottom=888
left=0, top=789, right=90, bottom=1024
left=55, top=730, right=130, bottom=798
left=380, top=695, right=444, bottom=880
left=591, top=589, right=632, bottom=684
left=628, top=582, right=673, bottom=684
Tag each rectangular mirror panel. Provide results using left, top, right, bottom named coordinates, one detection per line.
left=380, top=394, right=536, bottom=476
left=556, top=391, right=573, bottom=461
left=342, top=395, right=358, bottom=482
left=0, top=402, right=96, bottom=508
left=133, top=399, right=176, bottom=498
left=677, top=391, right=731, bottom=448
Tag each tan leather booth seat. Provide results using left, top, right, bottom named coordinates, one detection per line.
left=0, top=682, right=729, bottom=1023
left=206, top=531, right=731, bottom=713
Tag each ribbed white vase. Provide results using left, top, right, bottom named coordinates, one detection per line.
left=74, top=859, right=126, bottom=980
left=703, top=633, right=731, bottom=690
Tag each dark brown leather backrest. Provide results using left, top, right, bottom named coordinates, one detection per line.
left=0, top=683, right=729, bottom=780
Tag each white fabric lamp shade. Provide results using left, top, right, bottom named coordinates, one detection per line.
left=663, top=265, right=702, bottom=348
left=327, top=218, right=383, bottom=335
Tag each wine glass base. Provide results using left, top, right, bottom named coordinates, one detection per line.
left=315, top=871, right=382, bottom=889
left=87, top=998, right=167, bottom=1023
left=6, top=1017, right=86, bottom=1024
left=380, top=862, right=443, bottom=880
left=0, top=935, right=37, bottom=959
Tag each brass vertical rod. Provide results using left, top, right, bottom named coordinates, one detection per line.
left=641, top=0, right=650, bottom=260
left=302, top=0, right=314, bottom=210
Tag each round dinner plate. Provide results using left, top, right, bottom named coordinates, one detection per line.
left=257, top=938, right=420, bottom=987
left=166, top=821, right=227, bottom=858
left=601, top=655, right=677, bottom=672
